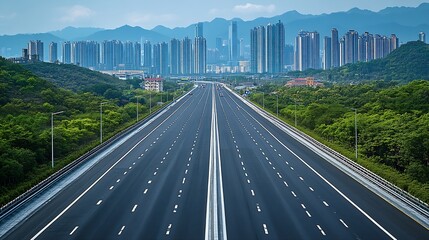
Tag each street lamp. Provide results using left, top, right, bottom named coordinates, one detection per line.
left=294, top=100, right=297, bottom=127
left=136, top=96, right=139, bottom=122
left=100, top=102, right=108, bottom=143
left=149, top=91, right=152, bottom=114
left=51, top=111, right=64, bottom=168
left=276, top=94, right=279, bottom=117
left=352, top=108, right=358, bottom=160
left=262, top=92, right=265, bottom=109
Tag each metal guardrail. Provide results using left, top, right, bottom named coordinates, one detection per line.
left=226, top=85, right=429, bottom=225
left=0, top=92, right=188, bottom=221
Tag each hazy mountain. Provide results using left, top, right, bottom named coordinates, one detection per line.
left=150, top=3, right=429, bottom=47
left=0, top=33, right=63, bottom=60
left=50, top=27, right=104, bottom=41
left=81, top=25, right=170, bottom=43
left=1, top=3, right=428, bottom=58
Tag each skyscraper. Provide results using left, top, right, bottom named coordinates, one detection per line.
left=194, top=37, right=207, bottom=74
left=266, top=21, right=285, bottom=73
left=390, top=34, right=399, bottom=51
left=143, top=41, right=152, bottom=69
left=309, top=31, right=320, bottom=69
left=339, top=37, right=345, bottom=66
left=170, top=38, right=180, bottom=75
left=250, top=26, right=266, bottom=73
left=229, top=21, right=238, bottom=62
left=345, top=30, right=359, bottom=64
left=195, top=22, right=203, bottom=38
left=323, top=37, right=331, bottom=70
left=49, top=42, right=57, bottom=63
left=62, top=41, right=71, bottom=64
left=331, top=28, right=340, bottom=68
left=134, top=42, right=142, bottom=70
left=123, top=41, right=134, bottom=69
left=28, top=40, right=43, bottom=61
left=153, top=43, right=161, bottom=75
left=160, top=42, right=169, bottom=75
left=180, top=37, right=192, bottom=74
left=419, top=32, right=426, bottom=43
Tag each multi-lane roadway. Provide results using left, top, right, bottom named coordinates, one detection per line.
left=1, top=82, right=428, bottom=239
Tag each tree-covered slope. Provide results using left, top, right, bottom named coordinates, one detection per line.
left=329, top=41, right=429, bottom=82
left=21, top=62, right=130, bottom=96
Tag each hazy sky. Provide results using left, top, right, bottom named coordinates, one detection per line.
left=0, top=0, right=427, bottom=35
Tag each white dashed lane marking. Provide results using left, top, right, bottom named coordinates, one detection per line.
left=69, top=226, right=78, bottom=235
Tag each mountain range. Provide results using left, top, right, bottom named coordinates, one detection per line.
left=1, top=3, right=428, bottom=59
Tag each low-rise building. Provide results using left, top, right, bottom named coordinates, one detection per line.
left=144, top=78, right=163, bottom=92
left=285, top=77, right=323, bottom=87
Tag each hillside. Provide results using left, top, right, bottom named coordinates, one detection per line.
left=22, top=62, right=130, bottom=97
left=0, top=57, right=172, bottom=205
left=328, top=41, right=429, bottom=82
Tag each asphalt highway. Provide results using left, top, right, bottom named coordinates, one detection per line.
left=1, top=82, right=428, bottom=239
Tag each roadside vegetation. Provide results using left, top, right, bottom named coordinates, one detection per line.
left=245, top=80, right=429, bottom=203
left=0, top=57, right=192, bottom=206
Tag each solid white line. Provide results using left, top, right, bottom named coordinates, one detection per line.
left=69, top=226, right=78, bottom=235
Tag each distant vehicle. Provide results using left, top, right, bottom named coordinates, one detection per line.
left=219, top=93, right=223, bottom=97
left=189, top=92, right=193, bottom=95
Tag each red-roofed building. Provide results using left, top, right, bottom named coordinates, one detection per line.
left=285, top=77, right=323, bottom=87
left=144, top=78, right=163, bottom=92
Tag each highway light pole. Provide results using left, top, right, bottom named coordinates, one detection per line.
left=353, top=108, right=358, bottom=160
left=136, top=96, right=139, bottom=122
left=100, top=102, right=108, bottom=144
left=51, top=111, right=64, bottom=168
left=263, top=92, right=265, bottom=109
left=150, top=91, right=152, bottom=114
left=276, top=94, right=279, bottom=117
left=294, top=101, right=297, bottom=127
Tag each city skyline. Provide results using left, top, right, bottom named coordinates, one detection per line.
left=0, top=1, right=427, bottom=35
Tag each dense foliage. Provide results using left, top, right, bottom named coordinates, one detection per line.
left=248, top=80, right=429, bottom=201
left=22, top=62, right=129, bottom=96
left=0, top=57, right=188, bottom=204
left=288, top=41, right=429, bottom=83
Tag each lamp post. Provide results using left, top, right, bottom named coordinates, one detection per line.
left=51, top=111, right=64, bottom=168
left=352, top=108, right=358, bottom=160
left=262, top=92, right=265, bottom=109
left=294, top=100, right=297, bottom=127
left=149, top=91, right=152, bottom=114
left=276, top=94, right=279, bottom=117
left=136, top=96, right=139, bottom=122
left=100, top=102, right=108, bottom=143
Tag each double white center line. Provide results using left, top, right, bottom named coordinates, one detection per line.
left=205, top=84, right=227, bottom=240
